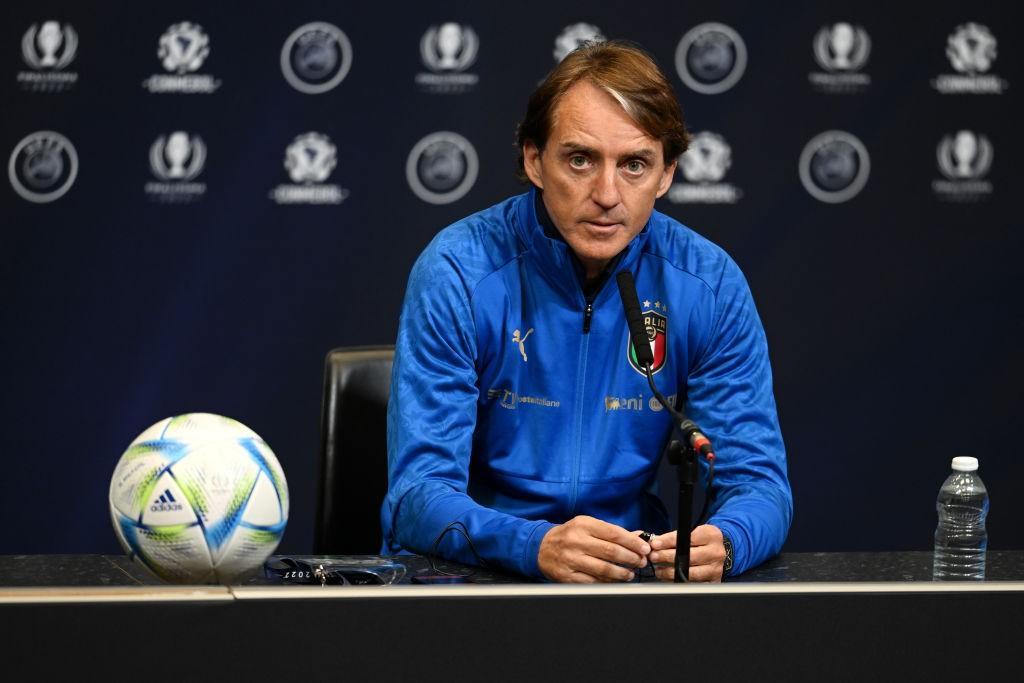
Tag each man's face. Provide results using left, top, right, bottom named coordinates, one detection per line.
left=523, top=80, right=676, bottom=279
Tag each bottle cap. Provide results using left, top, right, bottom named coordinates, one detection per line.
left=951, top=456, right=978, bottom=472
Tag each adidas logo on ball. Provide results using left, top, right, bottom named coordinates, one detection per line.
left=150, top=489, right=184, bottom=513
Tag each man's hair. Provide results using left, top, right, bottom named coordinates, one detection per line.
left=515, top=40, right=691, bottom=182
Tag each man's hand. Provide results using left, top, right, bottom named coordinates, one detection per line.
left=648, top=525, right=726, bottom=582
left=538, top=516, right=651, bottom=583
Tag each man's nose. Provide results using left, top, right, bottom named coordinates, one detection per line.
left=591, top=163, right=622, bottom=210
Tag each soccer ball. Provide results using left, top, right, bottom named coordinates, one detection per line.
left=109, top=413, right=289, bottom=584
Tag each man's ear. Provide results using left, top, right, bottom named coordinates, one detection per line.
left=655, top=159, right=677, bottom=198
left=523, top=141, right=544, bottom=189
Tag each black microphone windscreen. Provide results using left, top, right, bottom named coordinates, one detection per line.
left=616, top=271, right=654, bottom=367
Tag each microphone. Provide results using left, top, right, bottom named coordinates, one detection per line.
left=616, top=271, right=655, bottom=368
left=617, top=270, right=719, bottom=583
left=615, top=270, right=716, bottom=463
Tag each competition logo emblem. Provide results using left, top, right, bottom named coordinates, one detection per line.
left=809, top=23, right=871, bottom=93
left=8, top=131, right=78, bottom=203
left=146, top=131, right=207, bottom=202
left=931, top=23, right=1006, bottom=94
left=416, top=23, right=479, bottom=93
left=406, top=131, right=479, bottom=205
left=280, top=22, right=353, bottom=94
left=270, top=132, right=349, bottom=205
left=18, top=21, right=79, bottom=92
left=627, top=301, right=667, bottom=376
left=798, top=131, right=870, bottom=204
left=675, top=23, right=747, bottom=95
left=553, top=23, right=605, bottom=62
left=142, top=22, right=221, bottom=93
left=932, top=130, right=993, bottom=201
left=667, top=131, right=742, bottom=204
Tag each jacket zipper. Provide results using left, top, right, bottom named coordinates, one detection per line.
left=569, top=287, right=601, bottom=514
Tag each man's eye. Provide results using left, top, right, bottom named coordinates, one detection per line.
left=625, top=160, right=646, bottom=174
left=569, top=155, right=589, bottom=168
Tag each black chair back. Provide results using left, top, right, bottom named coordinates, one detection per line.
left=314, top=345, right=394, bottom=554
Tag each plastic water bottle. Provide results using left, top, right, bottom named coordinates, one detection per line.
left=933, top=456, right=989, bottom=580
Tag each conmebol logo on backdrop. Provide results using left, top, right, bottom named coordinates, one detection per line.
left=8, top=131, right=79, bottom=203
left=142, top=22, right=221, bottom=93
left=280, top=22, right=352, bottom=94
left=406, top=132, right=479, bottom=205
left=932, top=130, right=993, bottom=201
left=553, top=23, right=605, bottom=62
left=931, top=23, right=1007, bottom=94
left=270, top=132, right=350, bottom=205
left=675, top=23, right=747, bottom=94
left=416, top=23, right=479, bottom=93
left=798, top=131, right=870, bottom=204
left=146, top=131, right=207, bottom=203
left=667, top=131, right=742, bottom=204
left=18, top=21, right=79, bottom=92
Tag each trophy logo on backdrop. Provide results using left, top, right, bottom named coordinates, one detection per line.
left=270, top=132, right=349, bottom=205
left=809, top=22, right=871, bottom=93
left=280, top=22, right=352, bottom=94
left=553, top=23, right=605, bottom=62
left=405, top=131, right=479, bottom=205
left=146, top=131, right=207, bottom=202
left=798, top=130, right=870, bottom=204
left=667, top=131, right=742, bottom=204
left=931, top=23, right=1007, bottom=94
left=18, top=21, right=78, bottom=92
left=675, top=23, right=747, bottom=94
left=8, top=131, right=78, bottom=203
left=932, top=130, right=993, bottom=201
left=416, top=23, right=479, bottom=93
left=142, top=22, right=221, bottom=93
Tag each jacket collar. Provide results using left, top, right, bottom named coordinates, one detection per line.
left=513, top=186, right=649, bottom=302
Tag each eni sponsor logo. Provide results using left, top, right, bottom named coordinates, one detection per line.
left=605, top=393, right=677, bottom=412
left=487, top=388, right=560, bottom=410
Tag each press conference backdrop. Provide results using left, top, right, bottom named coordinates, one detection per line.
left=2, top=1, right=1021, bottom=557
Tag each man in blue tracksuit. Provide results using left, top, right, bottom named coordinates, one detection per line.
left=383, top=41, right=791, bottom=582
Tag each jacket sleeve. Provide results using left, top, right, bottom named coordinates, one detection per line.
left=381, top=243, right=555, bottom=578
left=685, top=259, right=793, bottom=575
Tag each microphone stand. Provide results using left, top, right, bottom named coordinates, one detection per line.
left=617, top=270, right=715, bottom=583
left=663, top=437, right=696, bottom=582
left=643, top=364, right=713, bottom=583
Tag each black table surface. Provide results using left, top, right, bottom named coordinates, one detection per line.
left=1, top=550, right=1022, bottom=587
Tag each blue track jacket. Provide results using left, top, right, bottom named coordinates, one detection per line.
left=382, top=189, right=792, bottom=578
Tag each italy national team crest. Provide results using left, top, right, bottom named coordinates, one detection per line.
left=627, top=305, right=668, bottom=375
